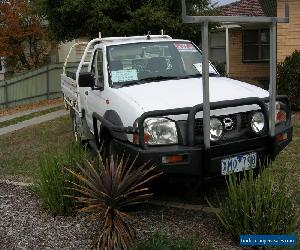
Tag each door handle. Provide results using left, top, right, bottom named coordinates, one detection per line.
left=85, top=91, right=88, bottom=96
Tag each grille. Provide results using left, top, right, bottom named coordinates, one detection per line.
left=240, top=112, right=251, bottom=129
left=194, top=119, right=203, bottom=136
left=194, top=112, right=251, bottom=137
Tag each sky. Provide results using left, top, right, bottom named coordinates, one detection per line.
left=212, top=0, right=238, bottom=6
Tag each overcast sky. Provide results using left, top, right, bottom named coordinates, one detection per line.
left=212, top=0, right=238, bottom=6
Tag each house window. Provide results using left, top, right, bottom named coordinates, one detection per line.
left=243, top=29, right=270, bottom=62
left=210, top=32, right=226, bottom=73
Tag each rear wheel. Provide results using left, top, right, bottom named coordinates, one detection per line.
left=70, top=109, right=88, bottom=145
left=72, top=114, right=80, bottom=142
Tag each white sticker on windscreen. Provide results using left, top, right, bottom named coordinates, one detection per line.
left=111, top=69, right=138, bottom=83
left=174, top=43, right=197, bottom=52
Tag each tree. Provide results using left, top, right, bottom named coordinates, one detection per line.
left=0, top=0, right=49, bottom=71
left=33, top=0, right=216, bottom=43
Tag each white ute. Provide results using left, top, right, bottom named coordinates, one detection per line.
left=61, top=34, right=292, bottom=178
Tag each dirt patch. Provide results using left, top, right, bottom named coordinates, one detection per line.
left=133, top=205, right=240, bottom=250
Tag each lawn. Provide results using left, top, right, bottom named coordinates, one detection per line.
left=272, top=113, right=300, bottom=206
left=0, top=105, right=64, bottom=128
left=0, top=116, right=73, bottom=178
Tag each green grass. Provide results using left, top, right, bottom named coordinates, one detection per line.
left=132, top=230, right=214, bottom=250
left=0, top=105, right=64, bottom=128
left=0, top=115, right=73, bottom=177
left=208, top=167, right=297, bottom=240
left=272, top=115, right=300, bottom=242
left=269, top=114, right=300, bottom=209
left=34, top=142, right=91, bottom=216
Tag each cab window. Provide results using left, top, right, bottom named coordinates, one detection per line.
left=91, top=49, right=104, bottom=87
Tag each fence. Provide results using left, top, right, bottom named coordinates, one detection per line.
left=0, top=63, right=77, bottom=110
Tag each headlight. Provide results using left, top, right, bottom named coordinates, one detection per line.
left=265, top=101, right=287, bottom=124
left=210, top=118, right=223, bottom=142
left=251, top=112, right=265, bottom=134
left=143, top=118, right=178, bottom=145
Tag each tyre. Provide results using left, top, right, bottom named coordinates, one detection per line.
left=70, top=109, right=88, bottom=146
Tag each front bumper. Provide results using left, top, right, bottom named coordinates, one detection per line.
left=114, top=125, right=293, bottom=178
left=92, top=95, right=293, bottom=179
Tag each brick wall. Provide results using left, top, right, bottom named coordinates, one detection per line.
left=277, top=0, right=300, bottom=62
left=228, top=29, right=269, bottom=81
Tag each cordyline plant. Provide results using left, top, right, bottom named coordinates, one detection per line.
left=65, top=154, right=161, bottom=250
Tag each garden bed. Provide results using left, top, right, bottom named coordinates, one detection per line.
left=0, top=182, right=239, bottom=249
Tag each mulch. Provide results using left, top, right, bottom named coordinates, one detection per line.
left=0, top=182, right=241, bottom=250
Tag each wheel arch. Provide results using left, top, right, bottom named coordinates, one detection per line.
left=97, top=110, right=128, bottom=142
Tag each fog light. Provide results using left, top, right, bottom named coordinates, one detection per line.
left=251, top=112, right=265, bottom=134
left=162, top=155, right=184, bottom=164
left=210, top=118, right=223, bottom=142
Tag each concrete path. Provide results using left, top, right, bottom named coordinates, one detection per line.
left=0, top=103, right=63, bottom=123
left=0, top=110, right=68, bottom=136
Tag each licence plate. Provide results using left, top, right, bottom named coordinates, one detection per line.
left=221, top=152, right=257, bottom=176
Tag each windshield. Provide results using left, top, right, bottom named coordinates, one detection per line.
left=107, top=41, right=218, bottom=88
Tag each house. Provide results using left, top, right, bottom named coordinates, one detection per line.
left=210, top=0, right=300, bottom=83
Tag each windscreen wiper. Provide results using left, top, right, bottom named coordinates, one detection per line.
left=185, top=73, right=219, bottom=79
left=116, top=81, right=140, bottom=88
left=139, top=76, right=180, bottom=83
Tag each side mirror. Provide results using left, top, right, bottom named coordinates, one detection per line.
left=78, top=72, right=95, bottom=88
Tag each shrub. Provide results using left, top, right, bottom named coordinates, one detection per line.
left=66, top=155, right=161, bottom=250
left=207, top=168, right=297, bottom=240
left=34, top=142, right=90, bottom=216
left=277, top=50, right=300, bottom=110
left=133, top=230, right=214, bottom=250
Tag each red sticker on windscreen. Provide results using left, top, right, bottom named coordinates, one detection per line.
left=174, top=43, right=197, bottom=52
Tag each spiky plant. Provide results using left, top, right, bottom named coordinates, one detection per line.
left=66, top=154, right=161, bottom=250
